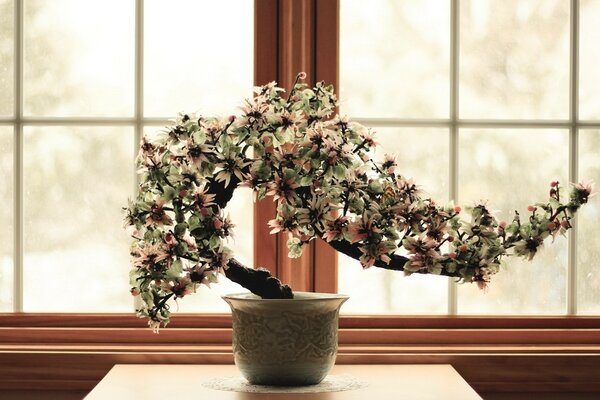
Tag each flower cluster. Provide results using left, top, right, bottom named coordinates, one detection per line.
left=124, top=74, right=592, bottom=330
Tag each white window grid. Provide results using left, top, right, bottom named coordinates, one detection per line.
left=352, top=0, right=599, bottom=315
left=2, top=0, right=174, bottom=312
left=2, top=0, right=598, bottom=314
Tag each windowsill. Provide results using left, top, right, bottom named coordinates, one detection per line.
left=0, top=313, right=599, bottom=393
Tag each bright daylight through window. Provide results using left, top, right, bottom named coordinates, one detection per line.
left=339, top=0, right=600, bottom=315
left=0, top=0, right=598, bottom=316
left=0, top=0, right=253, bottom=312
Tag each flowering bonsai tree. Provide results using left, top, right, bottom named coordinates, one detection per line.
left=124, top=73, right=592, bottom=331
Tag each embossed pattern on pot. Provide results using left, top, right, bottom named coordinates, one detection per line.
left=223, top=292, right=348, bottom=386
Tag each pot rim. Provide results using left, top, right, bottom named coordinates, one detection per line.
left=222, top=291, right=349, bottom=302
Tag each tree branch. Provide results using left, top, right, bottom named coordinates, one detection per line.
left=327, top=239, right=457, bottom=278
left=205, top=172, right=451, bottom=299
left=225, top=258, right=293, bottom=299
left=205, top=169, right=293, bottom=299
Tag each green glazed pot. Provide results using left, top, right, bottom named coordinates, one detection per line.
left=222, top=292, right=349, bottom=386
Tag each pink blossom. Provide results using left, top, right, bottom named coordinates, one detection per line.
left=192, top=186, right=216, bottom=211
left=381, top=153, right=397, bottom=174
left=266, top=174, right=300, bottom=204
left=145, top=200, right=173, bottom=227
left=132, top=243, right=170, bottom=270
left=322, top=216, right=348, bottom=242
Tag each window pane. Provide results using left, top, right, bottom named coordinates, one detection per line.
left=0, top=126, right=13, bottom=311
left=340, top=0, right=450, bottom=118
left=23, top=126, right=133, bottom=311
left=577, top=130, right=600, bottom=314
left=142, top=125, right=253, bottom=312
left=144, top=0, right=253, bottom=117
left=457, top=129, right=568, bottom=314
left=339, top=128, right=449, bottom=314
left=23, top=0, right=134, bottom=117
left=0, top=0, right=14, bottom=117
left=580, top=0, right=600, bottom=120
left=460, top=0, right=569, bottom=119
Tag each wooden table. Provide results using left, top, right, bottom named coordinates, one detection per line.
left=85, top=364, right=482, bottom=399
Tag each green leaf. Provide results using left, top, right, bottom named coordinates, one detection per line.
left=174, top=243, right=188, bottom=256
left=141, top=291, right=153, bottom=307
left=332, top=164, right=346, bottom=180
left=208, top=235, right=221, bottom=248
left=165, top=259, right=183, bottom=279
left=162, top=186, right=176, bottom=201
left=299, top=175, right=313, bottom=186
left=192, top=131, right=207, bottom=144
left=188, top=215, right=200, bottom=229
left=174, top=223, right=187, bottom=236
left=256, top=186, right=267, bottom=200
left=190, top=226, right=207, bottom=238
left=254, top=160, right=272, bottom=180
left=368, top=180, right=383, bottom=194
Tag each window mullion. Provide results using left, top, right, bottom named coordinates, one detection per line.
left=134, top=0, right=143, bottom=188
left=13, top=0, right=23, bottom=313
left=132, top=0, right=144, bottom=312
left=568, top=0, right=580, bottom=316
left=447, top=0, right=459, bottom=316
left=352, top=119, right=588, bottom=129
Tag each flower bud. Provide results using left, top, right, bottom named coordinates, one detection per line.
left=527, top=205, right=537, bottom=212
left=551, top=181, right=559, bottom=187
left=454, top=206, right=462, bottom=214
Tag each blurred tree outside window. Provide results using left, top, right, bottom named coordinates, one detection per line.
left=0, top=0, right=253, bottom=312
left=340, top=0, right=600, bottom=315
left=1, top=0, right=598, bottom=316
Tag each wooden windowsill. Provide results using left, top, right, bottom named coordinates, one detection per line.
left=0, top=313, right=599, bottom=393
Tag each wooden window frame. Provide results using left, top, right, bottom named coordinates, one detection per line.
left=0, top=0, right=599, bottom=395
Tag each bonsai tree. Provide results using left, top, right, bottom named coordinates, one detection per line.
left=124, top=73, right=592, bottom=331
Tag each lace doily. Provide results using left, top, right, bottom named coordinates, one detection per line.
left=201, top=374, right=369, bottom=393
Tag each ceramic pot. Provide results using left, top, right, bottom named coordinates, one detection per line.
left=222, top=292, right=349, bottom=386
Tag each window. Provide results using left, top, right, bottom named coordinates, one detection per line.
left=1, top=0, right=598, bottom=318
left=0, top=0, right=254, bottom=313
left=1, top=2, right=598, bottom=394
left=339, top=0, right=600, bottom=315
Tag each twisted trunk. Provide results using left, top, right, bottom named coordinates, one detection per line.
left=224, top=259, right=293, bottom=298
left=208, top=175, right=437, bottom=299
